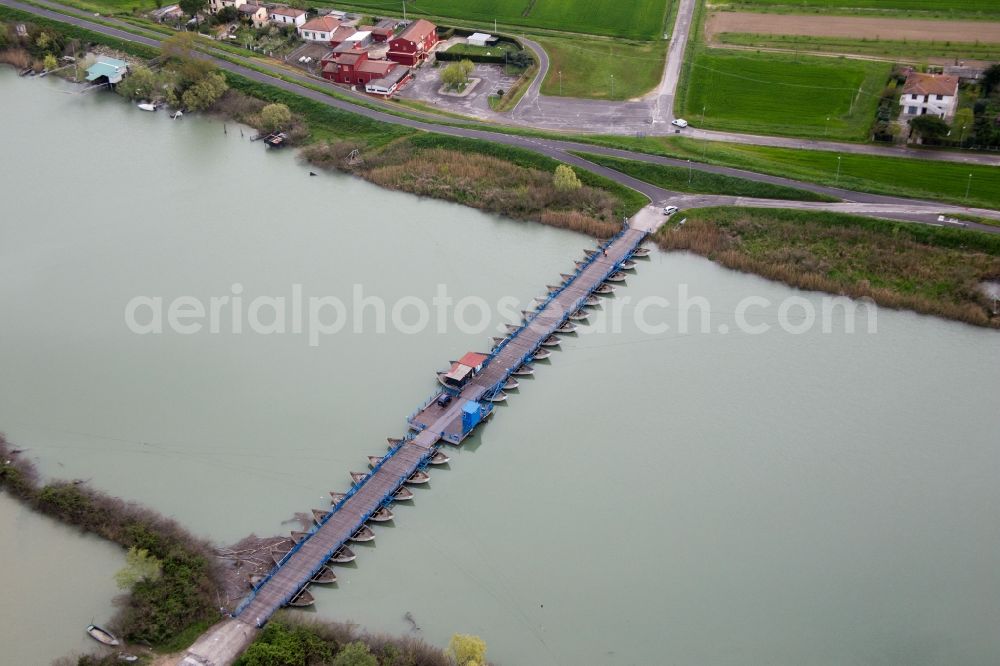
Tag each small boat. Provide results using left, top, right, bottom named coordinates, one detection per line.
left=429, top=450, right=450, bottom=465
left=351, top=525, right=375, bottom=542
left=136, top=101, right=156, bottom=111
left=560, top=273, right=575, bottom=282
left=387, top=437, right=403, bottom=447
left=170, top=110, right=183, bottom=119
left=583, top=295, right=601, bottom=307
left=393, top=486, right=415, bottom=501
left=621, top=259, right=637, bottom=270
left=311, top=566, right=337, bottom=584
left=492, top=336, right=508, bottom=345
left=633, top=247, right=651, bottom=257
left=505, top=323, right=521, bottom=333
left=309, top=171, right=317, bottom=177
left=569, top=309, right=589, bottom=321
left=594, top=283, right=615, bottom=295
left=407, top=470, right=430, bottom=484
left=368, top=455, right=384, bottom=467
left=532, top=348, right=551, bottom=360
left=330, top=491, right=346, bottom=504
left=546, top=284, right=561, bottom=294
left=489, top=391, right=508, bottom=403
left=291, top=530, right=310, bottom=544
left=606, top=271, right=626, bottom=282
left=86, top=625, right=120, bottom=647
left=288, top=587, right=314, bottom=607
left=512, top=363, right=534, bottom=377
left=350, top=471, right=367, bottom=485
left=369, top=506, right=394, bottom=522
left=557, top=321, right=577, bottom=333
left=503, top=378, right=520, bottom=390
left=584, top=249, right=598, bottom=257
left=329, top=546, right=356, bottom=563
left=118, top=653, right=139, bottom=662
left=312, top=508, right=329, bottom=524
left=541, top=336, right=561, bottom=347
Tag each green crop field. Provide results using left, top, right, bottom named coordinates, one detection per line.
left=537, top=35, right=666, bottom=99
left=335, top=0, right=670, bottom=40
left=679, top=50, right=889, bottom=141
left=727, top=0, right=997, bottom=14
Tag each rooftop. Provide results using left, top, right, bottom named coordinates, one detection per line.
left=395, top=18, right=435, bottom=43
left=269, top=5, right=305, bottom=16
left=902, top=72, right=959, bottom=97
left=301, top=15, right=340, bottom=32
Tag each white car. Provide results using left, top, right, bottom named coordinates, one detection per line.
left=671, top=118, right=689, bottom=128
left=663, top=205, right=679, bottom=216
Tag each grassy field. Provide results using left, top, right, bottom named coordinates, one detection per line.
left=679, top=49, right=889, bottom=140
left=715, top=32, right=1000, bottom=61
left=332, top=0, right=670, bottom=40
left=654, top=207, right=1000, bottom=328
left=572, top=152, right=836, bottom=200
left=568, top=134, right=1000, bottom=210
left=724, top=0, right=998, bottom=15
left=536, top=35, right=666, bottom=99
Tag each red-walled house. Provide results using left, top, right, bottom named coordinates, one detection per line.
left=321, top=50, right=399, bottom=86
left=328, top=25, right=357, bottom=47
left=371, top=18, right=396, bottom=42
left=387, top=19, right=438, bottom=66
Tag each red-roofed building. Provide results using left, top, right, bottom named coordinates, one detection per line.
left=371, top=18, right=397, bottom=42
left=388, top=18, right=438, bottom=66
left=439, top=352, right=490, bottom=389
left=329, top=25, right=357, bottom=47
left=899, top=72, right=959, bottom=122
left=298, top=15, right=340, bottom=43
left=321, top=50, right=399, bottom=85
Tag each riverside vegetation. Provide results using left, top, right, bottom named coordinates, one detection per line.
left=656, top=207, right=1000, bottom=327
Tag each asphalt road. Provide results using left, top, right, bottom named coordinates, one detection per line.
left=4, top=0, right=999, bottom=235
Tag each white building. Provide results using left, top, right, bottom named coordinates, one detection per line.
left=466, top=32, right=493, bottom=47
left=298, top=15, right=341, bottom=42
left=269, top=6, right=306, bottom=27
left=899, top=73, right=959, bottom=122
left=208, top=0, right=245, bottom=14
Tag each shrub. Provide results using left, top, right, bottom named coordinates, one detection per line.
left=553, top=164, right=582, bottom=191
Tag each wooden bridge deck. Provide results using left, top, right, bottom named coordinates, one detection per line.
left=233, top=224, right=648, bottom=627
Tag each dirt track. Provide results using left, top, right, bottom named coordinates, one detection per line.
left=707, top=12, right=1000, bottom=42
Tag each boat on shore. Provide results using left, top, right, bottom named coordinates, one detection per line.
left=136, top=101, right=156, bottom=111
left=311, top=566, right=337, bottom=584
left=429, top=449, right=450, bottom=465
left=288, top=587, right=314, bottom=607
left=329, top=546, right=356, bottom=563
left=407, top=470, right=430, bottom=484
left=351, top=525, right=376, bottom=542
left=86, top=625, right=120, bottom=647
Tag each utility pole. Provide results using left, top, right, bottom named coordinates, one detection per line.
left=402, top=1, right=406, bottom=21
left=836, top=155, right=841, bottom=184
left=610, top=73, right=614, bottom=98
left=701, top=104, right=706, bottom=124
left=825, top=116, right=830, bottom=137
left=494, top=18, right=497, bottom=33
left=558, top=70, right=562, bottom=96
left=687, top=159, right=692, bottom=185
left=965, top=173, right=972, bottom=201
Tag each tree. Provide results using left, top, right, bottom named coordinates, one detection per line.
left=114, top=546, right=162, bottom=590
left=42, top=53, right=58, bottom=71
left=447, top=634, right=487, bottom=666
left=179, top=0, right=206, bottom=18
left=982, top=63, right=1000, bottom=96
left=458, top=58, right=474, bottom=79
left=117, top=64, right=158, bottom=101
left=215, top=5, right=238, bottom=22
left=259, top=103, right=291, bottom=132
left=181, top=70, right=227, bottom=110
left=553, top=164, right=582, bottom=191
left=331, top=641, right=378, bottom=666
left=440, top=62, right=466, bottom=90
left=908, top=114, right=950, bottom=143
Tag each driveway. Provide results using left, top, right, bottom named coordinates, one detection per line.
left=397, top=63, right=520, bottom=120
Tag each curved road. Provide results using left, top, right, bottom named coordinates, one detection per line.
left=5, top=0, right=1000, bottom=235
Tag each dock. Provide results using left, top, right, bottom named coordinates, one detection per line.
left=227, top=207, right=662, bottom=631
